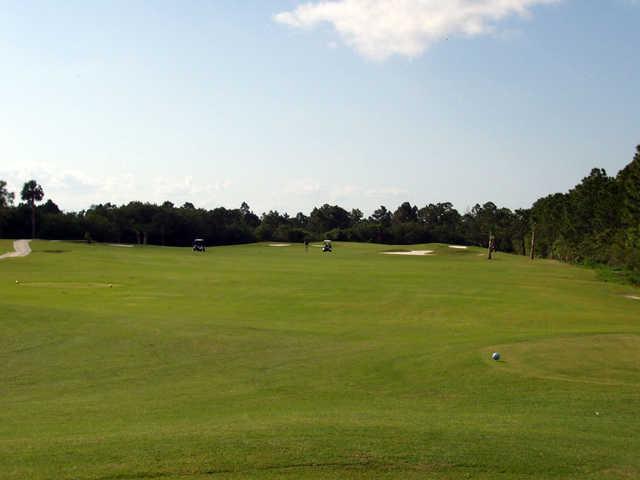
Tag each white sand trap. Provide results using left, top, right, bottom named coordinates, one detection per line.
left=449, top=245, right=468, bottom=250
left=625, top=295, right=640, bottom=301
left=383, top=250, right=434, bottom=256
left=108, top=244, right=133, bottom=248
left=269, top=243, right=291, bottom=247
left=0, top=240, right=32, bottom=260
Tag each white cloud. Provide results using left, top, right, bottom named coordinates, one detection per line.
left=0, top=165, right=232, bottom=211
left=330, top=183, right=362, bottom=197
left=274, top=0, right=560, bottom=60
left=282, top=178, right=407, bottom=201
left=153, top=176, right=231, bottom=200
left=284, top=178, right=322, bottom=195
left=328, top=184, right=408, bottom=203
left=364, top=186, right=408, bottom=197
left=278, top=178, right=408, bottom=212
left=0, top=164, right=409, bottom=215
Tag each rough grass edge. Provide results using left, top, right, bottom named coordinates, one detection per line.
left=587, top=263, right=640, bottom=286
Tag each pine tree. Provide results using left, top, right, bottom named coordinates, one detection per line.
left=618, top=145, right=640, bottom=228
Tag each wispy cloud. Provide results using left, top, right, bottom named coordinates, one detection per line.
left=0, top=165, right=232, bottom=211
left=281, top=178, right=408, bottom=206
left=0, top=165, right=408, bottom=215
left=284, top=178, right=323, bottom=195
left=154, top=176, right=232, bottom=200
left=274, top=0, right=560, bottom=60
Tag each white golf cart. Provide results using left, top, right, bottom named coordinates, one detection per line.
left=193, top=238, right=206, bottom=252
left=322, top=239, right=332, bottom=252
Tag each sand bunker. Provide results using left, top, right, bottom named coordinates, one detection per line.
left=269, top=243, right=291, bottom=247
left=449, top=245, right=468, bottom=250
left=0, top=240, right=32, bottom=260
left=625, top=295, right=640, bottom=301
left=383, top=250, right=434, bottom=256
left=108, top=244, right=133, bottom=248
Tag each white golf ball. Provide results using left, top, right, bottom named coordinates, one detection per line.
left=492, top=352, right=501, bottom=361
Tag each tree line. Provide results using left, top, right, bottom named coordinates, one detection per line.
left=1, top=145, right=638, bottom=279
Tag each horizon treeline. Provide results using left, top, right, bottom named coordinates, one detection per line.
left=1, top=145, right=639, bottom=280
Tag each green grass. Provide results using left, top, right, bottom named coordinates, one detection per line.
left=593, top=264, right=640, bottom=286
left=0, top=239, right=15, bottom=254
left=1, top=241, right=639, bottom=479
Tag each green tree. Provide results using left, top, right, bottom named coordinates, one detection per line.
left=614, top=145, right=640, bottom=274
left=369, top=205, right=392, bottom=227
left=0, top=180, right=14, bottom=208
left=21, top=180, right=44, bottom=239
left=564, top=168, right=619, bottom=262
left=0, top=180, right=15, bottom=238
left=292, top=212, right=309, bottom=229
left=239, top=202, right=260, bottom=228
left=618, top=145, right=640, bottom=228
left=39, top=199, right=61, bottom=215
left=530, top=193, right=568, bottom=258
left=392, top=202, right=418, bottom=223
left=349, top=208, right=364, bottom=224
left=309, top=204, right=351, bottom=233
left=418, top=202, right=462, bottom=243
left=511, top=208, right=531, bottom=256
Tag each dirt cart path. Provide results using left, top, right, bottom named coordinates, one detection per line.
left=0, top=240, right=32, bottom=260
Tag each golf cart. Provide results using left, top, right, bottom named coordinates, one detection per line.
left=193, top=238, right=206, bottom=252
left=322, top=239, right=332, bottom=252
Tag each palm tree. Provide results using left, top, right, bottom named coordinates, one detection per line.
left=21, top=180, right=44, bottom=239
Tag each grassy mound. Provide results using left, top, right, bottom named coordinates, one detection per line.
left=488, top=334, right=640, bottom=386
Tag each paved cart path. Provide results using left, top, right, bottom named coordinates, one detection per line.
left=0, top=240, right=32, bottom=260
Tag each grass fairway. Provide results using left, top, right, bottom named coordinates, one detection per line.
left=1, top=241, right=639, bottom=479
left=0, top=239, right=15, bottom=254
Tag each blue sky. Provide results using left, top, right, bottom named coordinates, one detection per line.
left=1, top=0, right=638, bottom=215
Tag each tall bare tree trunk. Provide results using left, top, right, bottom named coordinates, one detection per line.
left=530, top=228, right=536, bottom=260
left=31, top=201, right=36, bottom=239
left=487, top=232, right=495, bottom=260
